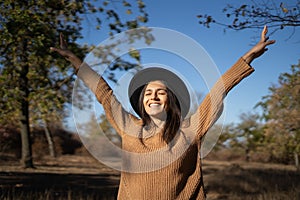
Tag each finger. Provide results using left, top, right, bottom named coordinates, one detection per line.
left=263, top=25, right=268, bottom=35
left=50, top=47, right=61, bottom=54
left=266, top=40, right=276, bottom=45
left=59, top=33, right=68, bottom=49
left=50, top=47, right=67, bottom=57
left=50, top=47, right=58, bottom=52
left=261, top=25, right=268, bottom=41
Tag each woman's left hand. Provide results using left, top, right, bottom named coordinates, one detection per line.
left=242, top=25, right=276, bottom=64
left=50, top=33, right=82, bottom=71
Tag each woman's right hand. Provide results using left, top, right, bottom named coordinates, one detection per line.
left=50, top=33, right=82, bottom=72
left=242, top=26, right=275, bottom=65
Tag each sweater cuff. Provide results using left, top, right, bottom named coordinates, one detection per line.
left=239, top=57, right=254, bottom=70
left=240, top=57, right=254, bottom=69
left=230, top=57, right=255, bottom=78
left=220, top=57, right=255, bottom=94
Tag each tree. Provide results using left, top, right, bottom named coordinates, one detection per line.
left=203, top=123, right=235, bottom=151
left=234, top=112, right=264, bottom=162
left=210, top=114, right=264, bottom=161
left=77, top=113, right=120, bottom=145
left=197, top=1, right=300, bottom=38
left=0, top=0, right=148, bottom=168
left=257, top=61, right=300, bottom=168
left=99, top=114, right=121, bottom=146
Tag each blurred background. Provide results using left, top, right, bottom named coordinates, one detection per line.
left=0, top=0, right=299, bottom=199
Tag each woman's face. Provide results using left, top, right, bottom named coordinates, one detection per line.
left=143, top=80, right=168, bottom=120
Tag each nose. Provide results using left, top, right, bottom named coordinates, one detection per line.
left=150, top=92, right=159, bottom=100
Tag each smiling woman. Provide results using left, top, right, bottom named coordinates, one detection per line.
left=129, top=67, right=191, bottom=119
left=50, top=26, right=275, bottom=199
left=128, top=67, right=190, bottom=144
left=143, top=81, right=168, bottom=120
left=140, top=80, right=181, bottom=143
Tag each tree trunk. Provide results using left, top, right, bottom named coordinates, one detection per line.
left=19, top=39, right=33, bottom=168
left=19, top=62, right=34, bottom=168
left=245, top=147, right=250, bottom=162
left=295, top=152, right=299, bottom=171
left=43, top=119, right=56, bottom=157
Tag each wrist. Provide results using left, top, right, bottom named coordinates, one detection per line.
left=70, top=56, right=82, bottom=73
left=242, top=52, right=255, bottom=65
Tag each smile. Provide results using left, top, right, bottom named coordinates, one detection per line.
left=149, top=103, right=161, bottom=107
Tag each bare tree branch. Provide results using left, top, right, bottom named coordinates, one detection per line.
left=197, top=0, right=300, bottom=39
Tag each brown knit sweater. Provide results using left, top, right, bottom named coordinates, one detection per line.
left=77, top=58, right=254, bottom=199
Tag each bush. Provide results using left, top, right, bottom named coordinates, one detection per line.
left=0, top=125, right=85, bottom=161
left=0, top=125, right=21, bottom=159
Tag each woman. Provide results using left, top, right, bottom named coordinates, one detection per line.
left=50, top=26, right=275, bottom=199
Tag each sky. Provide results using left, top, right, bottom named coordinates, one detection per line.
left=69, top=0, right=300, bottom=130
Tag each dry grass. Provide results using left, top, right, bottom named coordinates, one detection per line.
left=0, top=155, right=299, bottom=199
left=0, top=155, right=119, bottom=200
left=203, top=160, right=300, bottom=200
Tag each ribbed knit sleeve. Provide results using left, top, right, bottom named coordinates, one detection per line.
left=77, top=63, right=141, bottom=137
left=189, top=58, right=255, bottom=138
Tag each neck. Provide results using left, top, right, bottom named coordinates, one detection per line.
left=150, top=116, right=166, bottom=129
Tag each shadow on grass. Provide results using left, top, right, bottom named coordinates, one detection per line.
left=0, top=171, right=119, bottom=200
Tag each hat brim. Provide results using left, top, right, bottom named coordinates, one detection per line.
left=128, top=67, right=190, bottom=118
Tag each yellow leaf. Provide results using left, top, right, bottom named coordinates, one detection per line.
left=126, top=9, right=132, bottom=14
left=280, top=2, right=288, bottom=13
left=282, top=8, right=288, bottom=13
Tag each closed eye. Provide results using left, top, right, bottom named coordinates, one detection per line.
left=144, top=89, right=167, bottom=96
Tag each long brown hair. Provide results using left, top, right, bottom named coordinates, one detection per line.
left=137, top=82, right=181, bottom=144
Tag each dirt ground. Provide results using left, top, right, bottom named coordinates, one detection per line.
left=0, top=155, right=299, bottom=200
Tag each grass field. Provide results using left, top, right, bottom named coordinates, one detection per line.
left=0, top=155, right=299, bottom=200
left=203, top=160, right=300, bottom=200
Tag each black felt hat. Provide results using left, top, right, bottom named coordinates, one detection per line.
left=128, top=67, right=190, bottom=118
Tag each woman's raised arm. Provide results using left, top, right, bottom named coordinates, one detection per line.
left=189, top=26, right=275, bottom=139
left=50, top=33, right=141, bottom=136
